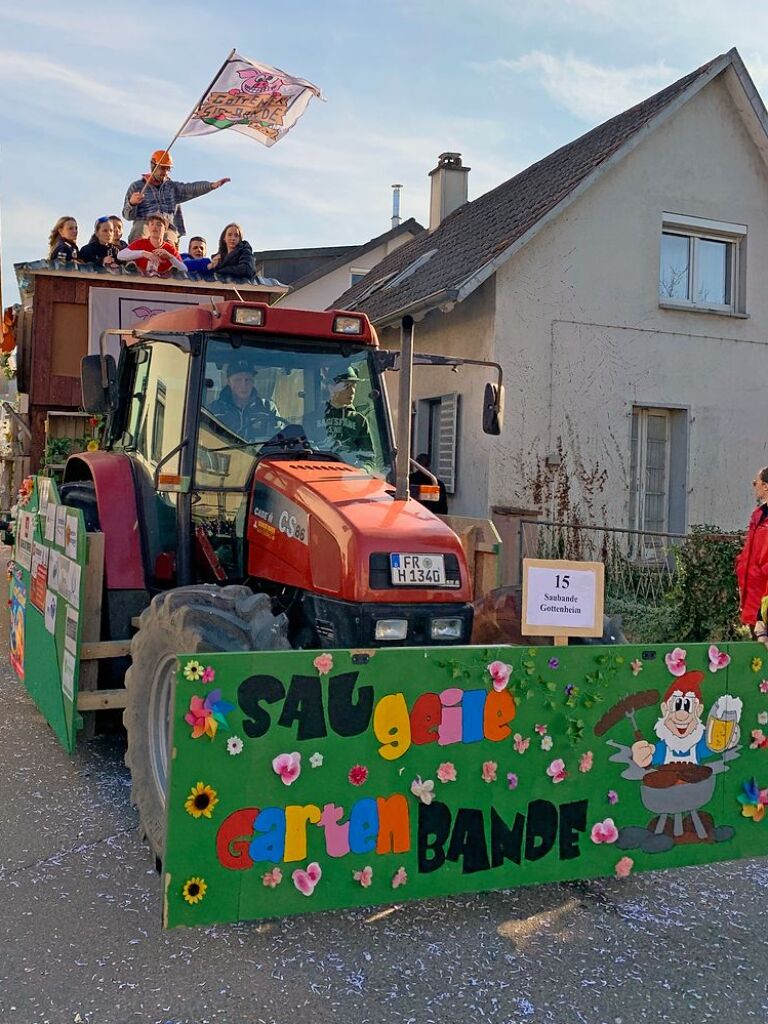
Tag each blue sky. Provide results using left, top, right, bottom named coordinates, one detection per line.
left=2, top=0, right=768, bottom=302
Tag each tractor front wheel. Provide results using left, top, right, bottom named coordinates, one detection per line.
left=123, top=585, right=289, bottom=863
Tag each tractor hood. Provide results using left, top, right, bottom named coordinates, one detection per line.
left=246, top=459, right=472, bottom=603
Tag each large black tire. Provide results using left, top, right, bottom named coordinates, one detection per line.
left=124, top=584, right=289, bottom=863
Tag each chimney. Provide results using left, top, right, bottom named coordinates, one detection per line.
left=429, top=152, right=469, bottom=231
left=391, top=183, right=402, bottom=228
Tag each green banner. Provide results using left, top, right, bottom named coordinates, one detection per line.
left=164, top=641, right=768, bottom=928
left=9, top=476, right=88, bottom=752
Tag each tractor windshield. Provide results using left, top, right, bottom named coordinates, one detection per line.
left=195, top=336, right=393, bottom=489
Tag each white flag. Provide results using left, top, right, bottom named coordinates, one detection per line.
left=179, top=51, right=323, bottom=148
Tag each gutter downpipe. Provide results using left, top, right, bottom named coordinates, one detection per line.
left=395, top=315, right=414, bottom=501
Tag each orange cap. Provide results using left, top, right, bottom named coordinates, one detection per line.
left=150, top=149, right=173, bottom=167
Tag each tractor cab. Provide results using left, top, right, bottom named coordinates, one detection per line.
left=84, top=303, right=394, bottom=586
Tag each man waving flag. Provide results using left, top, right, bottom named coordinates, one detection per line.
left=179, top=50, right=323, bottom=148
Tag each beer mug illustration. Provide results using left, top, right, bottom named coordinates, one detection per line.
left=706, top=694, right=743, bottom=753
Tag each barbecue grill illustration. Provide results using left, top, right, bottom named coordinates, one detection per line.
left=594, top=684, right=742, bottom=854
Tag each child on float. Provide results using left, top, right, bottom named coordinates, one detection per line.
left=116, top=210, right=186, bottom=276
left=48, top=216, right=80, bottom=263
left=108, top=215, right=128, bottom=251
left=79, top=217, right=120, bottom=268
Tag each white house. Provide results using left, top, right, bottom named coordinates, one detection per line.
left=277, top=218, right=424, bottom=311
left=334, top=48, right=768, bottom=553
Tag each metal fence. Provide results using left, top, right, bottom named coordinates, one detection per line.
left=519, top=519, right=685, bottom=604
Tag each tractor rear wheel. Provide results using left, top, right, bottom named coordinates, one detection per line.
left=123, top=584, right=289, bottom=863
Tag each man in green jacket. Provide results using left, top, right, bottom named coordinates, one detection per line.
left=324, top=366, right=374, bottom=460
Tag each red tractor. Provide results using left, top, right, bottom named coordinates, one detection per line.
left=64, top=300, right=503, bottom=860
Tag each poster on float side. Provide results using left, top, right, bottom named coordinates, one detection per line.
left=164, top=640, right=768, bottom=928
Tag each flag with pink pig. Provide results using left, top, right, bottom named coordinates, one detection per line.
left=178, top=50, right=323, bottom=147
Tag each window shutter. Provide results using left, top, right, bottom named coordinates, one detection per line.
left=437, top=392, right=459, bottom=494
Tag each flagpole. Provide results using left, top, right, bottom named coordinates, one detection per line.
left=138, top=47, right=237, bottom=200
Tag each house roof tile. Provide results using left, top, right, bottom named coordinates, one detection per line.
left=287, top=217, right=425, bottom=295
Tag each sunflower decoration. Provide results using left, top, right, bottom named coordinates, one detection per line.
left=184, top=781, right=219, bottom=819
left=182, top=877, right=208, bottom=905
left=183, top=659, right=204, bottom=682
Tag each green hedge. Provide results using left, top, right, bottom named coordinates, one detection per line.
left=606, top=524, right=746, bottom=644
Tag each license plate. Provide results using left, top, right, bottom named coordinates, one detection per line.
left=390, top=553, right=446, bottom=586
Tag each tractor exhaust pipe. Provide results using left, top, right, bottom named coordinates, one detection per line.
left=395, top=315, right=414, bottom=501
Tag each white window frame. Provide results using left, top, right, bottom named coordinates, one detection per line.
left=659, top=212, right=746, bottom=315
left=349, top=268, right=367, bottom=287
left=629, top=406, right=671, bottom=536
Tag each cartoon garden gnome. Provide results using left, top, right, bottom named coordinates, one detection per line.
left=596, top=670, right=745, bottom=852
left=631, top=671, right=741, bottom=768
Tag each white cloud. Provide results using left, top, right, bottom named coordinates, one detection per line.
left=0, top=51, right=186, bottom=137
left=474, top=51, right=679, bottom=122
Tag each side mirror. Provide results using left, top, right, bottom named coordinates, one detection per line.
left=81, top=354, right=117, bottom=414
left=482, top=382, right=504, bottom=435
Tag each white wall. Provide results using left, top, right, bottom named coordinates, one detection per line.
left=492, top=74, right=768, bottom=532
left=279, top=231, right=418, bottom=311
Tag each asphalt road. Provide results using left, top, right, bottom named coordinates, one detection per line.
left=1, top=568, right=768, bottom=1024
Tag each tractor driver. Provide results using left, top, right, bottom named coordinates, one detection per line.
left=208, top=359, right=282, bottom=442
left=324, top=366, right=374, bottom=458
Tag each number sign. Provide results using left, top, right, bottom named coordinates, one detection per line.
left=521, top=558, right=604, bottom=638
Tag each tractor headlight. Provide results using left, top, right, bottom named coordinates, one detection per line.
left=233, top=306, right=265, bottom=326
left=375, top=618, right=408, bottom=640
left=333, top=315, right=363, bottom=334
left=430, top=617, right=463, bottom=640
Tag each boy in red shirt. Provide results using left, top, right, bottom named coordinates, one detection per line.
left=116, top=210, right=186, bottom=276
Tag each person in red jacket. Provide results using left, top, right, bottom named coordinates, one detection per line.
left=735, top=467, right=768, bottom=631
left=116, top=211, right=186, bottom=276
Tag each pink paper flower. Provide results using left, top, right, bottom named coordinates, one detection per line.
left=272, top=751, right=301, bottom=786
left=392, top=866, right=408, bottom=889
left=579, top=751, right=594, bottom=773
left=534, top=723, right=548, bottom=736
left=750, top=729, right=768, bottom=750
left=313, top=653, right=334, bottom=675
left=348, top=764, right=369, bottom=786
left=513, top=732, right=530, bottom=754
left=437, top=762, right=457, bottom=783
left=353, top=866, right=373, bottom=888
left=487, top=660, right=512, bottom=691
left=410, top=776, right=435, bottom=804
left=201, top=666, right=216, bottom=684
left=546, top=758, right=567, bottom=783
left=708, top=645, right=730, bottom=673
left=540, top=735, right=553, bottom=751
left=615, top=856, right=634, bottom=879
left=590, top=818, right=619, bottom=844
left=507, top=772, right=518, bottom=790
left=760, top=681, right=768, bottom=694
left=292, top=861, right=322, bottom=896
left=482, top=760, right=498, bottom=783
left=630, top=659, right=643, bottom=676
left=607, top=790, right=619, bottom=805
left=262, top=867, right=283, bottom=888
left=664, top=647, right=687, bottom=677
